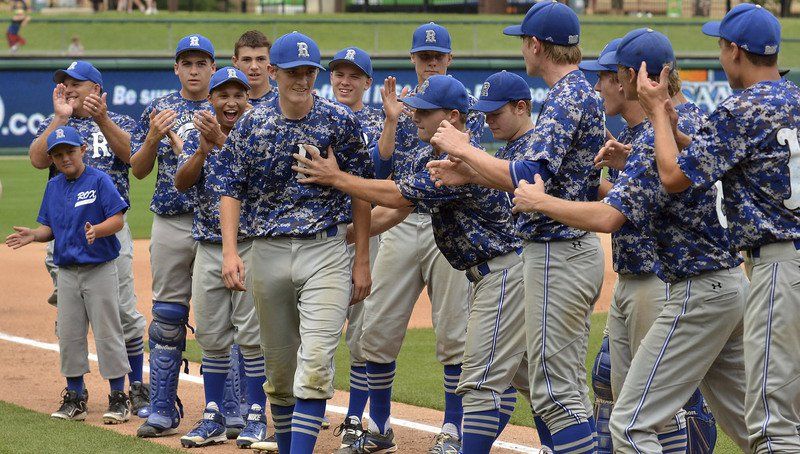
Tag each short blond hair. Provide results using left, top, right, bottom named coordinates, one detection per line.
left=540, top=41, right=582, bottom=65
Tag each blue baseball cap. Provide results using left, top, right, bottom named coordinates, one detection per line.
left=210, top=66, right=251, bottom=92
left=401, top=75, right=469, bottom=113
left=329, top=47, right=373, bottom=77
left=53, top=61, right=103, bottom=88
left=503, top=0, right=580, bottom=46
left=473, top=71, right=531, bottom=113
left=46, top=126, right=84, bottom=154
left=175, top=34, right=215, bottom=60
left=702, top=3, right=780, bottom=56
left=598, top=28, right=674, bottom=76
left=579, top=38, right=623, bottom=72
left=410, top=22, right=452, bottom=54
left=270, top=31, right=325, bottom=70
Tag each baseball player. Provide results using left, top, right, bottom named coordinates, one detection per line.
left=7, top=126, right=131, bottom=424
left=512, top=28, right=752, bottom=452
left=326, top=45, right=384, bottom=447
left=232, top=30, right=277, bottom=106
left=129, top=34, right=215, bottom=438
left=216, top=31, right=373, bottom=454
left=353, top=22, right=484, bottom=453
left=171, top=67, right=271, bottom=449
left=636, top=4, right=800, bottom=452
left=28, top=61, right=148, bottom=416
left=293, top=73, right=528, bottom=454
left=428, top=3, right=604, bottom=452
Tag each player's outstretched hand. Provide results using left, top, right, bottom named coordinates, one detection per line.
left=512, top=175, right=548, bottom=214
left=292, top=145, right=341, bottom=186
left=636, top=62, right=671, bottom=119
left=427, top=158, right=475, bottom=187
left=431, top=120, right=470, bottom=158
left=594, top=139, right=632, bottom=170
left=5, top=226, right=34, bottom=249
left=84, top=92, right=108, bottom=121
left=380, top=77, right=409, bottom=121
left=84, top=221, right=96, bottom=245
left=350, top=260, right=372, bottom=306
left=53, top=84, right=73, bottom=119
left=222, top=253, right=246, bottom=291
left=149, top=109, right=178, bottom=141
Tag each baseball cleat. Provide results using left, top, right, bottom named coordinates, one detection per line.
left=235, top=404, right=268, bottom=448
left=250, top=434, right=279, bottom=452
left=334, top=415, right=364, bottom=448
left=128, top=381, right=150, bottom=416
left=322, top=415, right=331, bottom=430
left=102, top=390, right=132, bottom=424
left=180, top=402, right=227, bottom=447
left=428, top=432, right=461, bottom=454
left=51, top=388, right=87, bottom=421
left=335, top=428, right=397, bottom=453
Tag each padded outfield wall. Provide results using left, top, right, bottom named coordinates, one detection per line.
left=0, top=57, right=744, bottom=153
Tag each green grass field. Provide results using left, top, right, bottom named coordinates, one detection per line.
left=0, top=156, right=741, bottom=451
left=4, top=11, right=800, bottom=66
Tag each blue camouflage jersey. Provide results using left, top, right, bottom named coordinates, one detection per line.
left=130, top=92, right=212, bottom=215
left=610, top=102, right=741, bottom=283
left=178, top=129, right=253, bottom=243
left=355, top=105, right=384, bottom=152
left=603, top=120, right=658, bottom=275
left=249, top=86, right=278, bottom=106
left=35, top=113, right=135, bottom=204
left=511, top=70, right=604, bottom=241
left=219, top=94, right=373, bottom=237
left=398, top=146, right=520, bottom=270
left=383, top=85, right=485, bottom=182
left=677, top=78, right=800, bottom=250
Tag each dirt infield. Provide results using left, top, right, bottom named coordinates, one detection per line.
left=0, top=234, right=615, bottom=452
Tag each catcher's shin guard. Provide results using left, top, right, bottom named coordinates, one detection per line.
left=684, top=388, right=717, bottom=453
left=592, top=335, right=614, bottom=454
left=145, top=302, right=189, bottom=430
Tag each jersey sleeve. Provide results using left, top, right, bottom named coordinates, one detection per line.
left=114, top=113, right=138, bottom=133
left=466, top=110, right=485, bottom=143
left=98, top=173, right=129, bottom=217
left=602, top=149, right=660, bottom=231
left=130, top=102, right=156, bottom=156
left=33, top=115, right=53, bottom=141
left=397, top=166, right=473, bottom=211
left=335, top=113, right=375, bottom=179
left=36, top=182, right=52, bottom=226
left=177, top=130, right=200, bottom=169
left=677, top=105, right=754, bottom=189
left=218, top=114, right=250, bottom=201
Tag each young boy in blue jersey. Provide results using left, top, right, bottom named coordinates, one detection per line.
left=6, top=126, right=131, bottom=424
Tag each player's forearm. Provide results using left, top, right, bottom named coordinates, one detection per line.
left=460, top=150, right=515, bottom=192
left=96, top=117, right=132, bottom=164
left=651, top=110, right=691, bottom=193
left=174, top=153, right=205, bottom=192
left=29, top=118, right=68, bottom=169
left=598, top=179, right=613, bottom=200
left=220, top=196, right=242, bottom=256
left=33, top=225, right=54, bottom=243
left=369, top=205, right=413, bottom=236
left=92, top=212, right=125, bottom=238
left=351, top=198, right=371, bottom=266
left=130, top=135, right=159, bottom=179
left=377, top=117, right=399, bottom=160
left=534, top=196, right=625, bottom=234
left=333, top=172, right=411, bottom=209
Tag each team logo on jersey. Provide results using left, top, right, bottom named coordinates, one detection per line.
left=55, top=128, right=65, bottom=139
left=227, top=68, right=238, bottom=78
left=189, top=36, right=200, bottom=47
left=425, top=29, right=436, bottom=43
left=345, top=49, right=356, bottom=61
left=75, top=189, right=97, bottom=207
left=297, top=42, right=310, bottom=58
left=418, top=79, right=430, bottom=95
left=481, top=82, right=490, bottom=98
left=67, top=61, right=78, bottom=71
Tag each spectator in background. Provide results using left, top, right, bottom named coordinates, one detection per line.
left=117, top=0, right=146, bottom=13
left=68, top=36, right=84, bottom=56
left=7, top=8, right=29, bottom=54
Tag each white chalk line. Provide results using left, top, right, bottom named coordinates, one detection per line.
left=0, top=330, right=539, bottom=453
